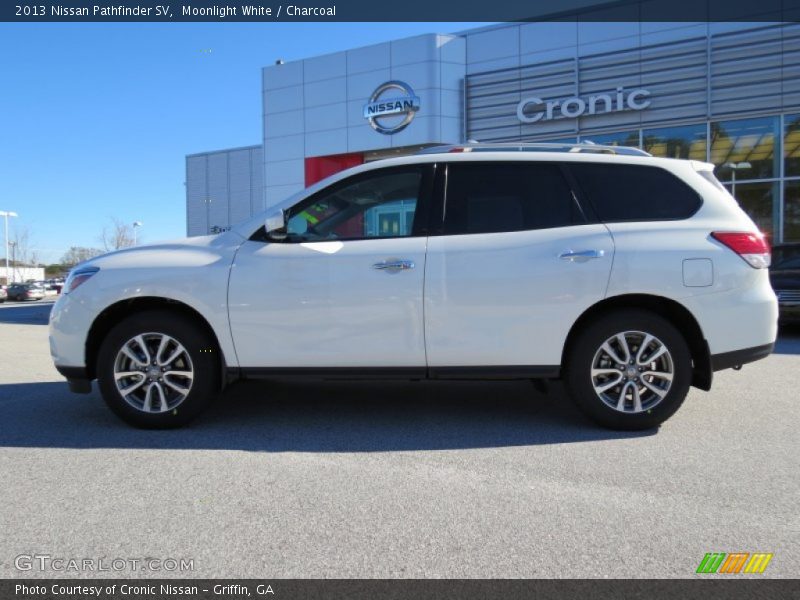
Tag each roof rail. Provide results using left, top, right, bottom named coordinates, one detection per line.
left=416, top=142, right=651, bottom=157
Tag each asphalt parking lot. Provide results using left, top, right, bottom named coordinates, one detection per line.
left=0, top=299, right=798, bottom=578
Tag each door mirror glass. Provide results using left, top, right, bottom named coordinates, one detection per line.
left=264, top=209, right=287, bottom=241
left=287, top=214, right=309, bottom=236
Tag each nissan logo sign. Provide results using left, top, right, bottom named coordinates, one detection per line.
left=363, top=80, right=420, bottom=135
left=517, top=87, right=651, bottom=123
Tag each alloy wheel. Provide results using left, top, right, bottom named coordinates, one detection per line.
left=590, top=330, right=674, bottom=413
left=113, top=333, right=194, bottom=413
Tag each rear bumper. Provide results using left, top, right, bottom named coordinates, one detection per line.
left=55, top=365, right=92, bottom=394
left=710, top=342, right=774, bottom=372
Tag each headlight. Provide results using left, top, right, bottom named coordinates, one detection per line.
left=64, top=266, right=99, bottom=294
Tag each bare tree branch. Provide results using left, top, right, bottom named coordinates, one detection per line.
left=100, top=218, right=136, bottom=251
left=60, top=246, right=104, bottom=267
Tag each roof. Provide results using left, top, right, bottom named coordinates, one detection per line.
left=416, top=142, right=651, bottom=157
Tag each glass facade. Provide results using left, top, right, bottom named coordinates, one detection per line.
left=723, top=182, right=778, bottom=240
left=579, top=130, right=639, bottom=147
left=643, top=124, right=707, bottom=160
left=786, top=182, right=800, bottom=242
left=786, top=114, right=800, bottom=177
left=711, top=117, right=780, bottom=181
left=540, top=113, right=800, bottom=243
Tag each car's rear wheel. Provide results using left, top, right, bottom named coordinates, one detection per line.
left=97, top=310, right=220, bottom=428
left=564, top=309, right=692, bottom=430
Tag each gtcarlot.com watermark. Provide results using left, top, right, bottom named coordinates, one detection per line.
left=15, top=554, right=194, bottom=573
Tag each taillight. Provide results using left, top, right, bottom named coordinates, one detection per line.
left=711, top=231, right=771, bottom=269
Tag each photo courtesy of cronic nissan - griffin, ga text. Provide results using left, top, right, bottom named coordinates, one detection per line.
left=49, top=144, right=778, bottom=430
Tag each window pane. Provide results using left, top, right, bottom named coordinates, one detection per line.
left=785, top=181, right=800, bottom=242
left=771, top=243, right=800, bottom=269
left=710, top=117, right=779, bottom=181
left=365, top=199, right=417, bottom=237
left=579, top=131, right=640, bottom=147
left=643, top=124, right=707, bottom=160
left=535, top=136, right=577, bottom=144
left=569, top=163, right=702, bottom=222
left=287, top=169, right=422, bottom=241
left=723, top=181, right=778, bottom=241
left=785, top=114, right=800, bottom=177
left=443, top=162, right=584, bottom=235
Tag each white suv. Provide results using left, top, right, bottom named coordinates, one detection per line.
left=49, top=144, right=778, bottom=430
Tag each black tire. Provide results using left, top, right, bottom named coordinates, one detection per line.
left=564, top=309, right=692, bottom=430
left=97, top=310, right=220, bottom=428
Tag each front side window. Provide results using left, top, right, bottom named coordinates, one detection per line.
left=568, top=163, right=702, bottom=222
left=285, top=168, right=423, bottom=242
left=442, top=162, right=586, bottom=235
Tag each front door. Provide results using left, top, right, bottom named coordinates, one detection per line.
left=228, top=165, right=433, bottom=370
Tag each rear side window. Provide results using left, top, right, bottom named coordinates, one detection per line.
left=568, top=163, right=702, bottom=222
left=443, top=162, right=586, bottom=235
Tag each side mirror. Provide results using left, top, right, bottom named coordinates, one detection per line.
left=264, top=209, right=287, bottom=241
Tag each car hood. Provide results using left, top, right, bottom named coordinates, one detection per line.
left=76, top=230, right=246, bottom=271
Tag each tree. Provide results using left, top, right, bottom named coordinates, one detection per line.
left=5, top=227, right=39, bottom=282
left=45, top=264, right=67, bottom=277
left=100, top=218, right=136, bottom=251
left=60, top=246, right=104, bottom=268
left=9, top=227, right=37, bottom=267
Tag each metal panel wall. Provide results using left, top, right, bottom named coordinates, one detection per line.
left=185, top=146, right=263, bottom=237
left=185, top=155, right=208, bottom=237
left=711, top=26, right=785, bottom=116
left=466, top=23, right=800, bottom=142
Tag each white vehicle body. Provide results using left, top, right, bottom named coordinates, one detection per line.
left=49, top=145, right=778, bottom=429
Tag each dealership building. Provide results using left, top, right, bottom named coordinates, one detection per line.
left=186, top=9, right=800, bottom=243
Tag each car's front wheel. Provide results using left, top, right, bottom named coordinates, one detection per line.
left=97, top=310, right=220, bottom=428
left=564, top=309, right=692, bottom=430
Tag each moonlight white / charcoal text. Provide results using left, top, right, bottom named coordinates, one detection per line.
left=18, top=5, right=337, bottom=19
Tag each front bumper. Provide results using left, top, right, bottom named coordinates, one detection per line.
left=55, top=365, right=92, bottom=394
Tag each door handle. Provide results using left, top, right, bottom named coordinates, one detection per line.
left=559, top=249, right=605, bottom=262
left=372, top=259, right=415, bottom=272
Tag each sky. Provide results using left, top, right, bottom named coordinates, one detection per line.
left=0, top=22, right=492, bottom=264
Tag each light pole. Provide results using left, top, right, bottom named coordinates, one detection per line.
left=133, top=221, right=143, bottom=245
left=0, top=210, right=18, bottom=286
left=8, top=241, right=16, bottom=284
left=723, top=161, right=752, bottom=197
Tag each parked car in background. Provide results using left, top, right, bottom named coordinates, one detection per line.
left=44, top=278, right=65, bottom=294
left=39, top=281, right=59, bottom=296
left=0, top=287, right=6, bottom=303
left=6, top=283, right=45, bottom=301
left=770, top=243, right=800, bottom=324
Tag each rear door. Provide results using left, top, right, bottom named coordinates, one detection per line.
left=424, top=160, right=615, bottom=370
